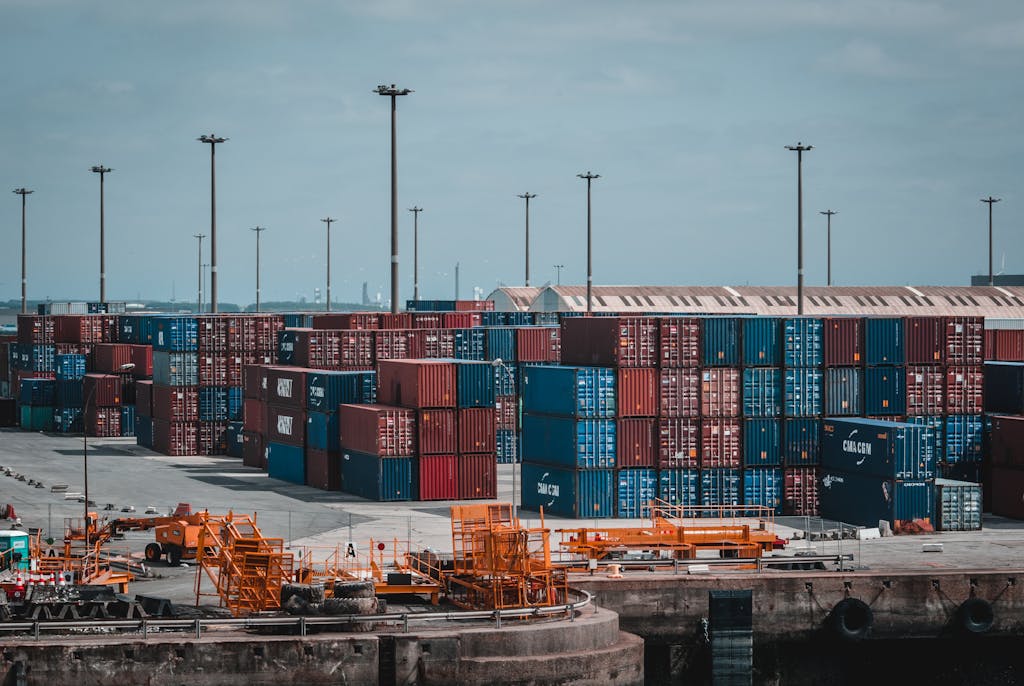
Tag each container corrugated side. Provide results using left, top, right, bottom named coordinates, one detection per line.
left=743, top=419, right=781, bottom=466
left=617, top=418, right=656, bottom=468
left=741, top=317, right=781, bottom=367
left=658, top=468, right=700, bottom=507
left=783, top=368, right=822, bottom=417
left=521, top=414, right=616, bottom=468
left=306, top=370, right=376, bottom=412
left=306, top=411, right=341, bottom=452
left=934, top=478, right=982, bottom=531
left=864, top=365, right=906, bottom=416
left=484, top=327, right=516, bottom=362
left=783, top=318, right=823, bottom=367
left=864, top=317, right=905, bottom=366
left=819, top=471, right=934, bottom=532
left=266, top=442, right=306, bottom=485
left=658, top=418, right=699, bottom=468
left=377, top=359, right=457, bottom=409
left=944, top=414, right=983, bottom=464
left=457, top=454, right=497, bottom=500
left=700, top=468, right=741, bottom=508
left=742, top=368, right=781, bottom=418
left=783, top=418, right=820, bottom=466
left=700, top=368, right=740, bottom=418
left=617, top=468, right=657, bottom=518
left=743, top=467, right=782, bottom=514
left=457, top=407, right=495, bottom=454
left=337, top=404, right=416, bottom=456
left=904, top=316, right=944, bottom=364
left=823, top=367, right=861, bottom=416
left=905, top=366, right=944, bottom=415
left=419, top=454, right=457, bottom=500
left=700, top=418, right=741, bottom=468
left=822, top=417, right=936, bottom=480
left=340, top=452, right=416, bottom=501
left=702, top=317, right=740, bottom=367
left=418, top=409, right=456, bottom=455
left=617, top=368, right=657, bottom=418
left=305, top=448, right=342, bottom=491
left=520, top=462, right=615, bottom=518
left=453, top=360, right=496, bottom=408
left=521, top=365, right=615, bottom=418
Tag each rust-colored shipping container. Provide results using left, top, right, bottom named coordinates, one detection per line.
left=659, top=368, right=700, bottom=418
left=135, top=380, right=153, bottom=417
left=658, top=418, right=699, bottom=468
left=700, top=418, right=741, bottom=468
left=152, top=419, right=197, bottom=456
left=129, top=344, right=153, bottom=378
left=617, top=368, right=658, bottom=418
left=412, top=313, right=443, bottom=329
left=617, top=417, right=656, bottom=468
left=822, top=317, right=862, bottom=366
left=944, top=316, right=984, bottom=365
left=454, top=300, right=495, bottom=312
left=377, top=313, right=412, bottom=329
left=945, top=366, right=984, bottom=414
left=243, top=352, right=275, bottom=367
left=988, top=415, right=1024, bottom=468
left=82, top=373, right=122, bottom=407
left=457, top=454, right=497, bottom=500
left=92, top=343, right=133, bottom=373
left=515, top=327, right=560, bottom=363
left=993, top=330, right=1024, bottom=361
left=196, top=421, right=228, bottom=456
left=312, top=312, right=379, bottom=330
left=494, top=395, right=517, bottom=430
left=265, top=404, right=306, bottom=447
left=990, top=465, right=1024, bottom=520
left=408, top=329, right=455, bottom=359
left=338, top=404, right=416, bottom=456
left=17, top=315, right=54, bottom=344
left=152, top=385, right=199, bottom=422
left=305, top=448, right=342, bottom=490
left=377, top=359, right=456, bottom=409
left=560, top=316, right=659, bottom=367
left=658, top=317, right=701, bottom=368
left=419, top=454, right=458, bottom=500
left=199, top=352, right=229, bottom=386
left=241, top=315, right=284, bottom=353
left=242, top=430, right=266, bottom=470
left=783, top=466, right=819, bottom=516
left=54, top=315, right=116, bottom=344
left=418, top=409, right=456, bottom=455
left=244, top=364, right=268, bottom=401
left=339, top=329, right=376, bottom=368
left=196, top=315, right=230, bottom=351
left=243, top=398, right=265, bottom=434
left=904, top=316, right=944, bottom=365
left=700, top=368, right=741, bottom=417
left=265, top=366, right=307, bottom=408
left=905, top=365, right=944, bottom=415
left=442, top=312, right=481, bottom=329
left=985, top=329, right=997, bottom=361
left=458, top=407, right=495, bottom=454
left=375, top=329, right=415, bottom=361
left=85, top=405, right=122, bottom=437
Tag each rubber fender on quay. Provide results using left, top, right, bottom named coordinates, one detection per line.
left=828, top=598, right=873, bottom=641
left=956, top=597, right=994, bottom=634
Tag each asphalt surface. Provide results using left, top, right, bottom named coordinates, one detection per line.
left=1, top=428, right=1023, bottom=608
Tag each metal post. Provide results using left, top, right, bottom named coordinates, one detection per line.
left=409, top=206, right=422, bottom=302
left=13, top=188, right=33, bottom=314
left=91, top=166, right=112, bottom=303
left=197, top=134, right=228, bottom=313
left=251, top=227, right=266, bottom=312
left=518, top=193, right=536, bottom=286
left=820, top=210, right=836, bottom=286
left=374, top=84, right=412, bottom=314
left=193, top=234, right=205, bottom=313
left=981, top=196, right=1001, bottom=286
left=554, top=264, right=564, bottom=286
left=322, top=217, right=336, bottom=311
left=455, top=262, right=459, bottom=300
left=577, top=173, right=600, bottom=313
left=786, top=143, right=813, bottom=315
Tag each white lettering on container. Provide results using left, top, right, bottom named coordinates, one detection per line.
left=277, top=378, right=293, bottom=398
left=310, top=386, right=325, bottom=399
left=821, top=474, right=845, bottom=488
left=537, top=482, right=560, bottom=497
left=843, top=440, right=872, bottom=456
left=277, top=415, right=293, bottom=435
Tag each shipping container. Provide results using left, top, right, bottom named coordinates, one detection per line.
left=242, top=430, right=266, bottom=470
left=17, top=315, right=54, bottom=345
left=783, top=467, right=819, bottom=516
left=944, top=316, right=984, bottom=365
left=18, top=378, right=55, bottom=406
left=267, top=442, right=306, bottom=485
left=823, top=367, right=861, bottom=416
left=943, top=414, right=983, bottom=464
left=990, top=465, right=1024, bottom=519
left=85, top=405, right=122, bottom=437
left=742, top=368, right=781, bottom=418
left=55, top=379, right=83, bottom=407
left=783, top=318, right=823, bottom=368
left=243, top=364, right=268, bottom=401
left=658, top=468, right=700, bottom=507
left=864, top=317, right=905, bottom=366
left=700, top=368, right=741, bottom=418
left=520, top=462, right=615, bottom=518
left=135, top=380, right=153, bottom=417
left=305, top=448, right=342, bottom=491
left=82, top=373, right=122, bottom=407
left=743, top=467, right=783, bottom=514
left=92, top=343, right=133, bottom=374
left=700, top=468, right=741, bottom=508
left=55, top=353, right=87, bottom=381
left=276, top=329, right=299, bottom=365
left=741, top=317, right=781, bottom=367
left=783, top=368, right=822, bottom=417
left=989, top=414, right=1024, bottom=468
left=54, top=407, right=82, bottom=433
left=658, top=368, right=700, bottom=418
left=312, top=312, right=379, bottom=330
left=458, top=407, right=495, bottom=454
left=484, top=327, right=516, bottom=362
left=496, top=428, right=519, bottom=464
left=904, top=316, right=944, bottom=365
left=338, top=404, right=416, bottom=456
left=658, top=317, right=700, bottom=368
left=151, top=419, right=197, bottom=456
left=906, top=415, right=945, bottom=460
left=19, top=405, right=54, bottom=431
left=151, top=316, right=198, bottom=352
left=983, top=362, right=1024, bottom=414
left=198, top=386, right=230, bottom=422
left=225, top=420, right=244, bottom=458
left=744, top=419, right=781, bottom=466
left=419, top=454, right=458, bottom=500
left=417, top=408, right=457, bottom=455
left=453, top=328, right=486, bottom=361
left=863, top=365, right=906, bottom=416
left=991, top=329, right=1024, bottom=362
left=617, top=468, right=657, bottom=518
left=152, top=385, right=199, bottom=422
left=658, top=418, right=700, bottom=469
left=457, top=454, right=497, bottom=500
left=305, top=369, right=376, bottom=413
left=374, top=329, right=414, bottom=361
left=265, top=366, right=308, bottom=409
left=135, top=415, right=153, bottom=448
left=560, top=316, right=658, bottom=367
left=821, top=417, right=936, bottom=480
left=306, top=411, right=341, bottom=452
left=616, top=418, right=656, bottom=468
left=700, top=418, right=742, bottom=468
left=152, top=351, right=199, bottom=387
left=265, top=404, right=306, bottom=447
left=378, top=313, right=413, bottom=330
left=819, top=471, right=933, bottom=533
left=377, top=359, right=456, bottom=409
left=129, top=345, right=153, bottom=378
left=617, top=367, right=658, bottom=417
left=521, top=365, right=615, bottom=418
left=933, top=478, right=982, bottom=531
left=447, top=359, right=496, bottom=408
left=341, top=452, right=416, bottom=501
left=494, top=394, right=517, bottom=431
left=521, top=414, right=616, bottom=469
left=702, top=317, right=740, bottom=367
left=945, top=366, right=983, bottom=415
left=515, top=327, right=561, bottom=363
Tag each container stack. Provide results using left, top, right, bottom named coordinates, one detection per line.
left=656, top=317, right=701, bottom=510
left=338, top=403, right=418, bottom=501
left=700, top=317, right=743, bottom=512
left=305, top=369, right=377, bottom=490
left=264, top=366, right=308, bottom=483
left=18, top=377, right=55, bottom=431
left=780, top=317, right=825, bottom=516
left=938, top=316, right=985, bottom=481
left=739, top=316, right=783, bottom=516
left=82, top=373, right=123, bottom=437
left=12, top=315, right=57, bottom=411
left=150, top=316, right=200, bottom=455
left=53, top=353, right=86, bottom=433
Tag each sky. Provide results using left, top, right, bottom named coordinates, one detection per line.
left=3, top=1, right=1024, bottom=308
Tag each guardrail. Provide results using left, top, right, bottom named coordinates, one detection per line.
left=0, top=589, right=594, bottom=641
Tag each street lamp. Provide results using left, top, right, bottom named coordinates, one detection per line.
left=409, top=206, right=422, bottom=303
left=785, top=143, right=813, bottom=315
left=251, top=226, right=266, bottom=312
left=13, top=188, right=33, bottom=313
left=193, top=234, right=205, bottom=313
left=981, top=196, right=1001, bottom=286
left=517, top=193, right=537, bottom=286
left=820, top=210, right=837, bottom=287
left=90, top=166, right=113, bottom=304
left=321, top=217, right=336, bottom=311
left=577, top=172, right=600, bottom=313
left=197, top=134, right=228, bottom=313
left=492, top=358, right=517, bottom=517
left=554, top=264, right=564, bottom=286
left=374, top=84, right=413, bottom=314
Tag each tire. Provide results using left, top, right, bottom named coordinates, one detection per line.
left=322, top=597, right=378, bottom=616
left=144, top=543, right=162, bottom=563
left=957, top=598, right=994, bottom=634
left=281, top=583, right=326, bottom=606
left=828, top=598, right=873, bottom=641
left=332, top=580, right=376, bottom=599
left=166, top=546, right=182, bottom=566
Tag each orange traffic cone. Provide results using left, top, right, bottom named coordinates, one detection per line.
left=47, top=573, right=55, bottom=586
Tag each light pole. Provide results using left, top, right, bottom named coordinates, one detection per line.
left=13, top=188, right=33, bottom=313
left=981, top=196, right=1001, bottom=286
left=90, top=166, right=112, bottom=304
left=492, top=358, right=517, bottom=517
left=251, top=226, right=266, bottom=312
left=517, top=193, right=537, bottom=286
left=577, top=172, right=600, bottom=313
left=785, top=143, right=813, bottom=315
left=197, top=134, right=228, bottom=313
left=321, top=217, right=336, bottom=311
left=554, top=264, right=564, bottom=286
left=409, top=206, right=422, bottom=303
left=193, top=234, right=205, bottom=313
left=820, top=210, right=837, bottom=286
left=374, top=84, right=413, bottom=314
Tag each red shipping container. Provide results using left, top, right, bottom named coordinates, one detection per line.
left=244, top=364, right=269, bottom=401
left=82, top=373, right=122, bottom=407
left=945, top=366, right=983, bottom=415
left=418, top=409, right=457, bottom=455
left=617, top=368, right=658, bottom=417
left=700, top=418, right=741, bottom=468
left=944, top=316, right=984, bottom=365
left=904, top=316, right=944, bottom=365
left=135, top=380, right=154, bottom=417
left=265, top=366, right=307, bottom=408
left=242, top=315, right=283, bottom=353
left=265, top=404, right=306, bottom=447
left=152, top=385, right=199, bottom=422
left=442, top=312, right=481, bottom=329
left=338, top=404, right=416, bottom=456
left=243, top=398, right=265, bottom=434
left=985, top=329, right=997, bottom=361
left=783, top=467, right=819, bottom=516
left=988, top=415, right=1024, bottom=468
left=226, top=354, right=243, bottom=387
left=419, top=454, right=458, bottom=500
left=994, top=330, right=1024, bottom=362
left=85, top=405, right=122, bottom=437
left=305, top=448, right=342, bottom=490
left=822, top=317, right=862, bottom=366
left=152, top=419, right=197, bottom=456
left=312, top=312, right=380, bottom=330
left=658, top=317, right=701, bottom=368
left=129, top=344, right=153, bottom=378
left=17, top=315, right=54, bottom=344
left=242, top=430, right=266, bottom=470
left=196, top=316, right=229, bottom=351
left=560, top=316, right=659, bottom=367
left=515, top=327, right=560, bottom=363
left=454, top=300, right=495, bottom=312
left=412, top=313, right=443, bottom=329
left=700, top=368, right=741, bottom=417
left=659, top=368, right=700, bottom=418
left=494, top=395, right=518, bottom=430
left=409, top=329, right=455, bottom=359
left=196, top=421, right=228, bottom=455
left=54, top=315, right=114, bottom=344
left=617, top=417, right=656, bottom=468
left=458, top=407, right=495, bottom=454
left=378, top=313, right=412, bottom=330
left=377, top=359, right=456, bottom=409
left=375, top=329, right=415, bottom=361
left=457, top=454, right=497, bottom=500
left=905, top=366, right=944, bottom=415
left=658, top=418, right=699, bottom=468
left=243, top=352, right=275, bottom=367
left=339, top=330, right=375, bottom=368
left=54, top=342, right=92, bottom=356
left=990, top=465, right=1024, bottom=519
left=199, top=352, right=229, bottom=386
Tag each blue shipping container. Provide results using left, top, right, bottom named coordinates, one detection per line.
left=120, top=406, right=135, bottom=437
left=823, top=367, right=861, bottom=416
left=700, top=468, right=742, bottom=509
left=864, top=317, right=905, bottom=366
left=306, top=411, right=341, bottom=452
left=906, top=415, right=945, bottom=459
left=306, top=370, right=376, bottom=412
left=783, top=318, right=823, bottom=368
left=743, top=467, right=783, bottom=514
left=199, top=387, right=230, bottom=422
left=340, top=452, right=416, bottom=501
left=135, top=415, right=154, bottom=448
left=29, top=345, right=55, bottom=372
left=267, top=442, right=306, bottom=485
left=617, top=468, right=657, bottom=518
left=982, top=362, right=1024, bottom=414
left=484, top=327, right=516, bottom=363
left=225, top=421, right=245, bottom=458
left=783, top=368, right=822, bottom=417
left=55, top=354, right=87, bottom=381
left=744, top=419, right=782, bottom=466
left=741, top=317, right=781, bottom=367
left=227, top=387, right=243, bottom=420
left=520, top=462, right=615, bottom=519
left=822, top=417, right=936, bottom=479
left=453, top=328, right=486, bottom=361
left=742, top=368, right=782, bottom=417
left=702, top=317, right=740, bottom=367
left=19, top=378, right=55, bottom=406
left=783, top=418, right=821, bottom=466
left=53, top=407, right=83, bottom=433
left=496, top=428, right=519, bottom=464
left=521, top=414, right=616, bottom=469
left=819, top=471, right=934, bottom=530
left=521, top=365, right=615, bottom=418
left=282, top=313, right=313, bottom=328
left=152, top=316, right=198, bottom=351
left=452, top=359, right=496, bottom=408
left=943, top=414, right=983, bottom=464
left=658, top=469, right=700, bottom=508
left=863, top=365, right=906, bottom=416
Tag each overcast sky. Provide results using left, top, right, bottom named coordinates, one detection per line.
left=3, top=1, right=1023, bottom=307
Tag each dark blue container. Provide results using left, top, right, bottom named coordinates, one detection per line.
left=29, top=345, right=55, bottom=372
left=452, top=359, right=496, bottom=408
left=283, top=313, right=313, bottom=328
left=823, top=367, right=861, bottom=416
left=783, top=418, right=821, bottom=466
left=306, top=370, right=376, bottom=413
left=534, top=312, right=559, bottom=326
left=521, top=414, right=616, bottom=468
left=484, top=327, right=517, bottom=362
left=453, top=329, right=486, bottom=361
left=152, top=316, right=198, bottom=351
left=480, top=312, right=506, bottom=326
left=783, top=318, right=823, bottom=367
left=135, top=415, right=153, bottom=448
left=199, top=387, right=230, bottom=422
left=617, top=468, right=658, bottom=518
left=702, top=317, right=740, bottom=367
left=53, top=407, right=83, bottom=433
left=744, top=418, right=781, bottom=466
left=306, top=411, right=341, bottom=452
left=340, top=452, right=416, bottom=501
left=658, top=469, right=700, bottom=507
left=741, top=317, right=781, bottom=367
left=496, top=428, right=518, bottom=464
left=783, top=368, right=822, bottom=417
left=863, top=365, right=906, bottom=416
left=120, top=406, right=135, bottom=437
left=118, top=315, right=140, bottom=344
left=267, top=442, right=306, bottom=485
left=507, top=312, right=533, bottom=326
left=743, top=467, right=783, bottom=514
left=906, top=415, right=944, bottom=460
left=55, top=354, right=87, bottom=381
left=700, top=468, right=741, bottom=509
left=943, top=414, right=983, bottom=464
left=521, top=365, right=615, bottom=418
left=520, top=462, right=615, bottom=518
left=496, top=365, right=519, bottom=396
left=7, top=344, right=20, bottom=371
left=982, top=362, right=1024, bottom=413
left=227, top=387, right=243, bottom=420
left=19, top=378, right=55, bottom=406
left=822, top=417, right=936, bottom=479
left=277, top=329, right=299, bottom=366
left=819, top=471, right=934, bottom=530
left=864, top=317, right=905, bottom=366
left=225, top=421, right=245, bottom=458
left=742, top=368, right=781, bottom=417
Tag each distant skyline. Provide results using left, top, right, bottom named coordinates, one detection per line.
left=3, top=1, right=1023, bottom=306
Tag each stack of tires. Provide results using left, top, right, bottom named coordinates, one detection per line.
left=280, top=580, right=382, bottom=632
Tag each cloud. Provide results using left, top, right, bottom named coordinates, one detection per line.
left=962, top=20, right=1024, bottom=50
left=818, top=39, right=918, bottom=78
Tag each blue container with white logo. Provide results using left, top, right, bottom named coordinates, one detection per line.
left=306, top=370, right=376, bottom=412
left=744, top=418, right=781, bottom=466
left=521, top=414, right=616, bottom=469
left=617, top=468, right=657, bottom=518
left=521, top=365, right=615, bottom=418
left=819, top=471, right=934, bottom=531
left=520, top=462, right=615, bottom=519
left=743, top=466, right=783, bottom=514
left=822, top=417, right=936, bottom=480
left=743, top=368, right=782, bottom=417
left=277, top=329, right=299, bottom=366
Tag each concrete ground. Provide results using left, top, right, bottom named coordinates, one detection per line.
left=1, top=428, right=1022, bottom=607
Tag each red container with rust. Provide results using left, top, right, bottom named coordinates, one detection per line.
left=442, top=312, right=481, bottom=329
left=378, top=313, right=413, bottom=330
left=700, top=417, right=741, bottom=468
left=408, top=329, right=455, bottom=359
left=617, top=368, right=658, bottom=417
left=904, top=316, right=944, bottom=365
left=54, top=315, right=105, bottom=343
left=658, top=317, right=701, bottom=368
left=243, top=398, right=265, bottom=433
left=700, top=368, right=741, bottom=417
left=658, top=418, right=699, bottom=468
left=338, top=403, right=416, bottom=456
left=312, top=312, right=379, bottom=330
left=151, top=385, right=199, bottom=422
left=990, top=465, right=1024, bottom=519
left=152, top=419, right=197, bottom=456
left=92, top=343, right=133, bottom=372
left=129, top=345, right=153, bottom=378
left=265, top=404, right=306, bottom=447
left=305, top=449, right=342, bottom=490
left=419, top=454, right=458, bottom=500
left=494, top=395, right=517, bottom=430
left=905, top=366, right=944, bottom=415
left=783, top=466, right=819, bottom=516
left=822, top=316, right=862, bottom=366
left=457, top=454, right=497, bottom=500
left=377, top=359, right=456, bottom=409
left=82, top=373, right=122, bottom=407
left=135, top=380, right=154, bottom=417
left=454, top=300, right=495, bottom=312
left=458, top=407, right=495, bottom=454
left=85, top=405, right=122, bottom=437
left=560, top=316, right=659, bottom=367
left=944, top=316, right=984, bottom=365
left=418, top=409, right=456, bottom=455
left=659, top=368, right=700, bottom=418
left=617, top=417, right=656, bottom=468
left=244, top=364, right=269, bottom=401
left=196, top=316, right=229, bottom=351
left=196, top=421, right=228, bottom=456
left=265, top=366, right=307, bottom=408
left=199, top=352, right=229, bottom=386
left=242, top=430, right=266, bottom=470
left=994, top=330, right=1024, bottom=361
left=375, top=329, right=415, bottom=361
left=339, top=330, right=375, bottom=368
left=945, top=366, right=984, bottom=415
left=515, top=327, right=561, bottom=363
left=412, top=313, right=443, bottom=329
left=17, top=315, right=54, bottom=344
